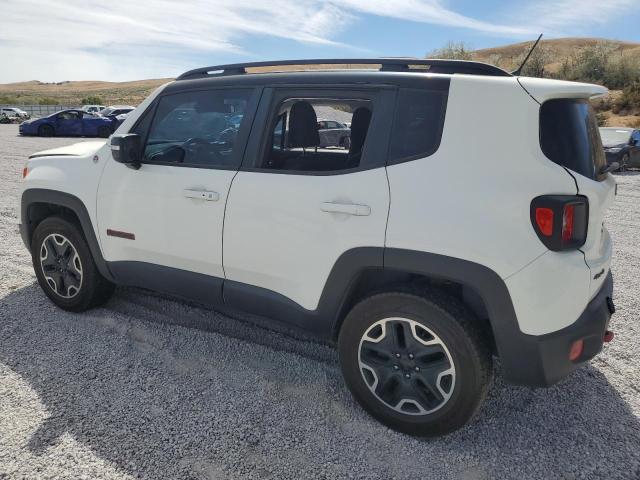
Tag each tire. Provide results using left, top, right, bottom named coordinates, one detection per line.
left=31, top=216, right=115, bottom=312
left=38, top=124, right=54, bottom=137
left=620, top=154, right=629, bottom=172
left=340, top=136, right=351, bottom=150
left=338, top=291, right=492, bottom=437
left=97, top=126, right=111, bottom=138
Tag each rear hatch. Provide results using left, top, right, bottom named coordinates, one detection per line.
left=520, top=77, right=616, bottom=299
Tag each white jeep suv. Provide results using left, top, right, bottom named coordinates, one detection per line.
left=18, top=59, right=617, bottom=436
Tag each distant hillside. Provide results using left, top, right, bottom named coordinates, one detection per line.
left=472, top=37, right=640, bottom=73
left=0, top=79, right=171, bottom=106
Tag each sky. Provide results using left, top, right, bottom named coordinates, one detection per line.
left=1, top=0, right=639, bottom=83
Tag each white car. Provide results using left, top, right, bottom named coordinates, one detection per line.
left=18, top=59, right=616, bottom=437
left=1, top=107, right=30, bottom=119
left=81, top=105, right=106, bottom=114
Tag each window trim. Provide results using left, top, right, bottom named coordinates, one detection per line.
left=386, top=87, right=449, bottom=167
left=134, top=86, right=262, bottom=171
left=241, top=86, right=396, bottom=176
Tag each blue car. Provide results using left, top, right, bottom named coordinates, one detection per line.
left=19, top=109, right=114, bottom=138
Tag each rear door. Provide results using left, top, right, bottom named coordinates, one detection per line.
left=223, top=86, right=394, bottom=312
left=539, top=98, right=616, bottom=298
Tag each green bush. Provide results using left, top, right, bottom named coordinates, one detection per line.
left=80, top=95, right=104, bottom=105
left=618, top=80, right=640, bottom=112
left=38, top=97, right=58, bottom=105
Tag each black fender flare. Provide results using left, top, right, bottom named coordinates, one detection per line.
left=20, top=188, right=114, bottom=282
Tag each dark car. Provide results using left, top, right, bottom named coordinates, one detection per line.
left=600, top=127, right=640, bottom=171
left=19, top=110, right=114, bottom=138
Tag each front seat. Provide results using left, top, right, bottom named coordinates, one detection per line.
left=347, top=106, right=372, bottom=168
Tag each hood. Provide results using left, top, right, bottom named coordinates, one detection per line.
left=29, top=140, right=106, bottom=159
left=603, top=142, right=627, bottom=149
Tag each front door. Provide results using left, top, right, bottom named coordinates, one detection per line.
left=55, top=111, right=83, bottom=136
left=223, top=87, right=394, bottom=315
left=97, top=87, right=260, bottom=303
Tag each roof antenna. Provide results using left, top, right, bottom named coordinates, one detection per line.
left=512, top=33, right=543, bottom=76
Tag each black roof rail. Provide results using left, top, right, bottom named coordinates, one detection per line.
left=176, top=58, right=512, bottom=80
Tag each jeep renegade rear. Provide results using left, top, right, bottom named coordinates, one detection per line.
left=19, top=59, right=616, bottom=436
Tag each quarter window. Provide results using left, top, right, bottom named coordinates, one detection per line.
left=388, top=88, right=448, bottom=163
left=143, top=89, right=252, bottom=168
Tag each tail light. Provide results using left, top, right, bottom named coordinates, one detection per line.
left=22, top=166, right=29, bottom=179
left=530, top=195, right=588, bottom=251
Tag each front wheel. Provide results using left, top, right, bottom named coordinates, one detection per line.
left=338, top=291, right=492, bottom=436
left=38, top=124, right=54, bottom=137
left=32, top=216, right=115, bottom=312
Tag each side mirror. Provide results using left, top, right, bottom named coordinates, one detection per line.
left=110, top=133, right=141, bottom=169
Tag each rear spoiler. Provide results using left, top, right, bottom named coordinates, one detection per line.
left=518, top=77, right=608, bottom=104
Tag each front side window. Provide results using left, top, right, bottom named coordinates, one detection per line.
left=262, top=97, right=373, bottom=172
left=144, top=89, right=252, bottom=168
left=57, top=111, right=80, bottom=120
left=388, top=88, right=448, bottom=163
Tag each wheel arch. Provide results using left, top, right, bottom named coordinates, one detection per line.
left=21, top=188, right=114, bottom=281
left=327, top=248, right=537, bottom=385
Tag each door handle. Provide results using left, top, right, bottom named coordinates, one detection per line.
left=320, top=202, right=371, bottom=216
left=183, top=189, right=220, bottom=201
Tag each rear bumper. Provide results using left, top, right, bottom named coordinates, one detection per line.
left=503, top=271, right=614, bottom=387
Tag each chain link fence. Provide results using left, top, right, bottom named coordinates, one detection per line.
left=0, top=105, right=79, bottom=118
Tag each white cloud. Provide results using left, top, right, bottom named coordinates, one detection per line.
left=0, top=0, right=634, bottom=83
left=507, top=0, right=639, bottom=34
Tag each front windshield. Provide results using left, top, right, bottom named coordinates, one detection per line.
left=599, top=128, right=631, bottom=145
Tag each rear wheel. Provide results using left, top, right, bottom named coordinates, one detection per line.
left=97, top=126, right=111, bottom=138
left=340, top=136, right=351, bottom=150
left=620, top=153, right=630, bottom=172
left=38, top=124, right=54, bottom=137
left=338, top=291, right=492, bottom=436
left=32, top=217, right=115, bottom=311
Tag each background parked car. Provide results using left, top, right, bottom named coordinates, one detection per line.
left=600, top=127, right=640, bottom=170
left=99, top=105, right=135, bottom=119
left=81, top=104, right=106, bottom=114
left=317, top=119, right=351, bottom=148
left=1, top=107, right=30, bottom=120
left=19, top=109, right=114, bottom=138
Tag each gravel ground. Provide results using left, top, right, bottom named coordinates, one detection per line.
left=0, top=123, right=639, bottom=479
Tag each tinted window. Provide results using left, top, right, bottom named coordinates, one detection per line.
left=388, top=88, right=447, bottom=163
left=143, top=89, right=252, bottom=168
left=263, top=97, right=372, bottom=172
left=633, top=131, right=640, bottom=142
left=57, top=111, right=80, bottom=120
left=540, top=99, right=605, bottom=181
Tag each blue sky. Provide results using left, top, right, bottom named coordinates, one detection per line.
left=1, top=0, right=639, bottom=83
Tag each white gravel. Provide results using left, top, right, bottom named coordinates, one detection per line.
left=0, top=124, right=639, bottom=479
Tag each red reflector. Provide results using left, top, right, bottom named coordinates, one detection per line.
left=604, top=330, right=614, bottom=343
left=562, top=204, right=575, bottom=242
left=535, top=208, right=554, bottom=236
left=22, top=167, right=29, bottom=179
left=569, top=339, right=584, bottom=361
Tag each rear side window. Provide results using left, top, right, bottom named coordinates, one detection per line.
left=540, top=99, right=605, bottom=181
left=388, top=88, right=448, bottom=164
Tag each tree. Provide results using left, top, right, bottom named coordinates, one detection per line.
left=80, top=95, right=105, bottom=105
